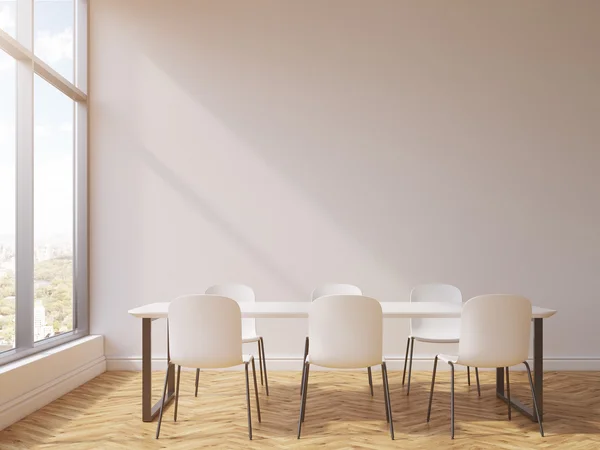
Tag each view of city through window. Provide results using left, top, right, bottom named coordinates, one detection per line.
left=0, top=1, right=75, bottom=352
left=0, top=43, right=16, bottom=352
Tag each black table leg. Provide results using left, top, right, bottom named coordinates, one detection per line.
left=496, top=367, right=504, bottom=396
left=142, top=318, right=175, bottom=422
left=533, top=318, right=543, bottom=422
left=496, top=318, right=543, bottom=423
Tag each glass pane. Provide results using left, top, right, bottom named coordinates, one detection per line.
left=0, top=49, right=16, bottom=353
left=34, top=74, right=74, bottom=342
left=0, top=1, right=17, bottom=39
left=34, top=0, right=74, bottom=82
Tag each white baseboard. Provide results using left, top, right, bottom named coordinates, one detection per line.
left=0, top=337, right=106, bottom=431
left=106, top=356, right=600, bottom=372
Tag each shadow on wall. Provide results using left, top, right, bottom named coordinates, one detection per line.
left=99, top=1, right=600, bottom=357
left=137, top=2, right=599, bottom=293
left=129, top=143, right=309, bottom=299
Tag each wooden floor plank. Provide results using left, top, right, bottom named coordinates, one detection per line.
left=1, top=370, right=599, bottom=449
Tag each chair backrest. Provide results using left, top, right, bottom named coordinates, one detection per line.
left=205, top=284, right=256, bottom=338
left=458, top=295, right=532, bottom=368
left=410, top=283, right=462, bottom=338
left=311, top=283, right=362, bottom=301
left=168, top=294, right=242, bottom=368
left=309, top=295, right=382, bottom=369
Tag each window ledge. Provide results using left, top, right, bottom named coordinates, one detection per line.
left=0, top=335, right=105, bottom=431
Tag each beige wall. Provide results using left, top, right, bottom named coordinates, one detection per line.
left=89, top=0, right=600, bottom=368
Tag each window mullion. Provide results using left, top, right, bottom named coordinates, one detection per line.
left=74, top=0, right=89, bottom=335
left=15, top=0, right=34, bottom=351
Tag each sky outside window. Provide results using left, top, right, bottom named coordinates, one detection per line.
left=0, top=1, right=16, bottom=39
left=0, top=1, right=76, bottom=347
left=0, top=1, right=74, bottom=244
left=34, top=0, right=74, bottom=83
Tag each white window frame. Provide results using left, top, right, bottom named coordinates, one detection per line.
left=0, top=0, right=88, bottom=365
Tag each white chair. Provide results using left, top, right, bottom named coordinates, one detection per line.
left=426, top=295, right=544, bottom=439
left=297, top=294, right=394, bottom=440
left=403, top=283, right=480, bottom=396
left=156, top=294, right=261, bottom=440
left=303, top=284, right=374, bottom=395
left=311, top=283, right=363, bottom=300
left=198, top=284, right=268, bottom=396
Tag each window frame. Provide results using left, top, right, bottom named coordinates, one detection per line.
left=0, top=0, right=88, bottom=366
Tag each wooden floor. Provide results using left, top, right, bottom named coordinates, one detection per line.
left=1, top=370, right=600, bottom=449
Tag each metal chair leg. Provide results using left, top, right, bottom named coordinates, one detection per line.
left=449, top=362, right=455, bottom=439
left=382, top=364, right=389, bottom=423
left=300, top=336, right=309, bottom=396
left=173, top=365, right=181, bottom=422
left=245, top=362, right=253, bottom=440
left=402, top=337, right=410, bottom=385
left=368, top=367, right=374, bottom=396
left=260, top=337, right=269, bottom=396
left=427, top=355, right=438, bottom=422
left=257, top=340, right=264, bottom=386
left=155, top=363, right=171, bottom=439
left=194, top=368, right=200, bottom=397
left=407, top=337, right=415, bottom=395
left=524, top=361, right=544, bottom=437
left=475, top=367, right=481, bottom=397
left=467, top=366, right=471, bottom=386
left=382, top=361, right=395, bottom=440
left=506, top=367, right=511, bottom=420
left=297, top=361, right=310, bottom=439
left=301, top=363, right=310, bottom=423
left=251, top=357, right=262, bottom=423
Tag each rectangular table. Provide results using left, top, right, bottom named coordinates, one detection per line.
left=128, top=301, right=556, bottom=423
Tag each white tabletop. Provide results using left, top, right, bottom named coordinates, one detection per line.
left=128, top=301, right=557, bottom=320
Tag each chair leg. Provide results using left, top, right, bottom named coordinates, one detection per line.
left=401, top=337, right=410, bottom=386
left=244, top=361, right=253, bottom=440
left=301, top=363, right=311, bottom=423
left=368, top=367, right=374, bottom=396
left=260, top=337, right=269, bottom=396
left=406, top=337, right=415, bottom=395
left=155, top=363, right=171, bottom=439
left=382, top=364, right=390, bottom=423
left=257, top=340, right=264, bottom=386
left=524, top=361, right=544, bottom=437
left=194, top=368, right=200, bottom=397
left=467, top=366, right=471, bottom=386
left=300, top=336, right=309, bottom=397
left=427, top=355, right=438, bottom=422
left=382, top=361, right=395, bottom=440
left=173, top=365, right=181, bottom=422
left=475, top=367, right=481, bottom=397
left=505, top=367, right=511, bottom=420
left=251, top=357, right=262, bottom=423
left=297, top=361, right=310, bottom=439
left=449, top=362, right=455, bottom=439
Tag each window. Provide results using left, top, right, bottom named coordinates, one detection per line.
left=0, top=0, right=87, bottom=364
left=0, top=48, right=16, bottom=352
left=34, top=0, right=74, bottom=82
left=34, top=75, right=74, bottom=342
left=0, top=1, right=16, bottom=40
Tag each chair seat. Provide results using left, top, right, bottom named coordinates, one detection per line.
left=438, top=354, right=459, bottom=364
left=411, top=334, right=459, bottom=343
left=243, top=335, right=261, bottom=344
